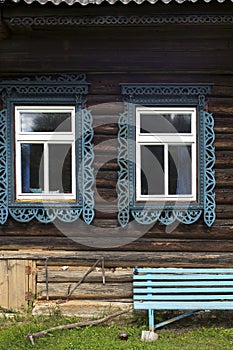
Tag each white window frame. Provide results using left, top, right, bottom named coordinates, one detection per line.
left=136, top=107, right=197, bottom=202
left=15, top=105, right=76, bottom=202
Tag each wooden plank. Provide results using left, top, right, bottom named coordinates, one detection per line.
left=1, top=251, right=233, bottom=268
left=28, top=260, right=37, bottom=303
left=216, top=188, right=233, bottom=203
left=216, top=151, right=233, bottom=168
left=37, top=282, right=132, bottom=300
left=133, top=295, right=233, bottom=301
left=1, top=29, right=233, bottom=73
left=215, top=169, right=233, bottom=187
left=32, top=300, right=132, bottom=317
left=8, top=260, right=26, bottom=310
left=134, top=301, right=233, bottom=310
left=0, top=260, right=9, bottom=309
left=1, top=236, right=233, bottom=252
left=37, top=266, right=132, bottom=283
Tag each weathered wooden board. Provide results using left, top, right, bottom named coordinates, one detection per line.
left=0, top=260, right=36, bottom=310
left=37, top=282, right=132, bottom=300
left=37, top=266, right=132, bottom=283
left=1, top=251, right=233, bottom=268
left=0, top=260, right=8, bottom=308
left=32, top=300, right=132, bottom=318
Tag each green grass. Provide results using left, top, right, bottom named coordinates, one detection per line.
left=0, top=313, right=232, bottom=350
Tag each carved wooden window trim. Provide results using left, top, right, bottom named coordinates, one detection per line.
left=117, top=84, right=216, bottom=227
left=0, top=74, right=94, bottom=224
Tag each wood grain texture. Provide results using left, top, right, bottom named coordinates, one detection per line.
left=0, top=3, right=232, bottom=273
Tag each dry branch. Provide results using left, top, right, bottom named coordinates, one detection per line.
left=67, top=257, right=105, bottom=297
left=26, top=306, right=133, bottom=346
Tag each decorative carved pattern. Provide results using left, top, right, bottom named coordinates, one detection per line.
left=80, top=109, right=95, bottom=225
left=16, top=73, right=87, bottom=83
left=0, top=109, right=8, bottom=224
left=118, top=84, right=215, bottom=227
left=117, top=111, right=130, bottom=228
left=132, top=210, right=202, bottom=225
left=0, top=74, right=88, bottom=97
left=0, top=74, right=94, bottom=224
left=203, top=111, right=216, bottom=227
left=121, top=85, right=211, bottom=98
left=9, top=15, right=233, bottom=27
left=9, top=208, right=82, bottom=223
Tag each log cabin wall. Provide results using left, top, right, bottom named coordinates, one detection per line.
left=0, top=1, right=233, bottom=313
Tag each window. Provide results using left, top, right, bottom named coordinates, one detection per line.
left=136, top=107, right=196, bottom=202
left=15, top=106, right=76, bottom=201
left=0, top=74, right=94, bottom=224
left=118, top=84, right=216, bottom=227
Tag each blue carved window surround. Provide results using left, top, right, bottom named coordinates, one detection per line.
left=117, top=84, right=216, bottom=228
left=0, top=74, right=94, bottom=224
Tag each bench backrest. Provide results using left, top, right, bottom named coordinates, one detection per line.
left=133, top=268, right=233, bottom=310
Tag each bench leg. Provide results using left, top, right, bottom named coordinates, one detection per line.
left=155, top=310, right=200, bottom=330
left=148, top=309, right=154, bottom=332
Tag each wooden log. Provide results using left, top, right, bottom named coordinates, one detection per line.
left=215, top=114, right=233, bottom=124
left=37, top=282, right=132, bottom=300
left=94, top=124, right=118, bottom=136
left=93, top=136, right=117, bottom=150
left=37, top=266, right=132, bottom=283
left=216, top=188, right=233, bottom=203
left=88, top=75, right=233, bottom=94
left=215, top=169, right=233, bottom=187
left=0, top=217, right=233, bottom=244
left=215, top=135, right=233, bottom=150
left=94, top=169, right=232, bottom=189
left=212, top=85, right=233, bottom=98
left=1, top=28, right=233, bottom=74
left=216, top=204, right=233, bottom=219
left=32, top=299, right=132, bottom=318
left=215, top=151, right=233, bottom=168
left=1, top=251, right=233, bottom=268
left=209, top=98, right=233, bottom=115
left=95, top=171, right=117, bottom=188
left=95, top=157, right=118, bottom=171
left=91, top=103, right=124, bottom=116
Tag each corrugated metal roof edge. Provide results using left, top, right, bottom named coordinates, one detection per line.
left=4, top=0, right=233, bottom=6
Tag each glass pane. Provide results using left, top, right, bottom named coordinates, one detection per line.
left=49, top=144, right=72, bottom=193
left=140, top=113, right=191, bottom=134
left=21, top=143, right=44, bottom=193
left=168, top=145, right=192, bottom=195
left=20, top=112, right=71, bottom=132
left=140, top=145, right=164, bottom=195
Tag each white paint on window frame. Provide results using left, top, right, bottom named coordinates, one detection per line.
left=15, top=106, right=76, bottom=202
left=135, top=107, right=197, bottom=202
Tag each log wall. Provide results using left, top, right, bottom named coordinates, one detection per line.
left=0, top=2, right=232, bottom=313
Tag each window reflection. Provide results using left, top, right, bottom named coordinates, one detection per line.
left=140, top=113, right=192, bottom=134
left=20, top=112, right=71, bottom=132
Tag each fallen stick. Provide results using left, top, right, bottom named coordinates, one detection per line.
left=26, top=306, right=133, bottom=346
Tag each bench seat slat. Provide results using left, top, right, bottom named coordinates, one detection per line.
left=134, top=301, right=233, bottom=310
left=133, top=287, right=233, bottom=294
left=134, top=274, right=233, bottom=280
left=135, top=268, right=233, bottom=274
left=134, top=294, right=233, bottom=301
left=134, top=281, right=233, bottom=287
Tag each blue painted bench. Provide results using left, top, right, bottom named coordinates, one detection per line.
left=133, top=267, right=233, bottom=331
